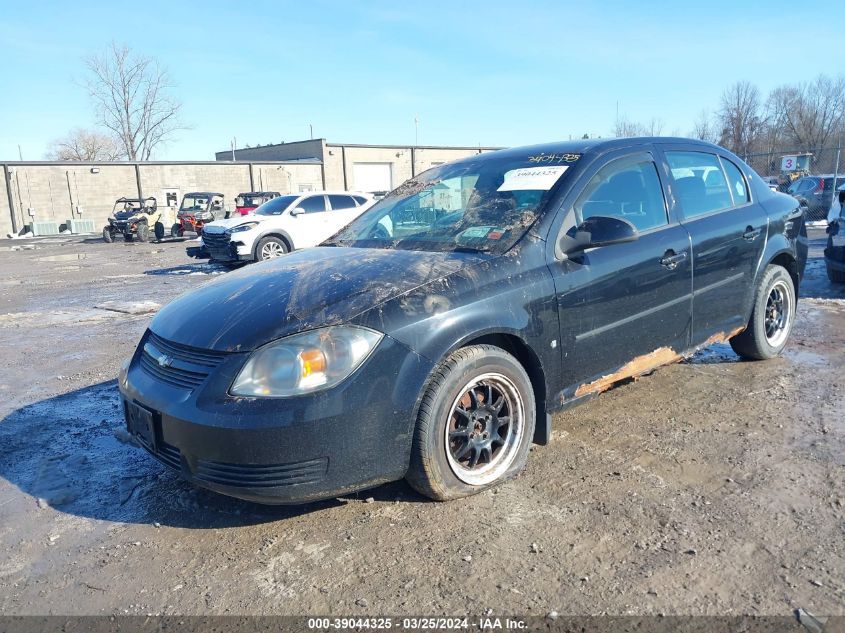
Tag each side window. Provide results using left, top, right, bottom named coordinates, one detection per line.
left=574, top=156, right=668, bottom=232
left=328, top=195, right=357, bottom=210
left=666, top=151, right=733, bottom=217
left=353, top=195, right=369, bottom=205
left=721, top=158, right=750, bottom=204
left=299, top=195, right=327, bottom=213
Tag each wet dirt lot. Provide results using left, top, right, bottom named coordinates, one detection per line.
left=0, top=231, right=842, bottom=617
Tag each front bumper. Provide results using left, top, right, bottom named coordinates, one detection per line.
left=118, top=330, right=434, bottom=504
left=186, top=244, right=210, bottom=259
left=200, top=232, right=253, bottom=262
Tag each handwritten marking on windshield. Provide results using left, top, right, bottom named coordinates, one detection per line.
left=528, top=153, right=580, bottom=164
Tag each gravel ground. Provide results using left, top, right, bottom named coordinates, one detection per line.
left=0, top=230, right=842, bottom=617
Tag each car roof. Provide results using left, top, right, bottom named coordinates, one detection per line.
left=293, top=190, right=371, bottom=196
left=455, top=137, right=726, bottom=165
left=237, top=191, right=281, bottom=196
left=184, top=191, right=224, bottom=196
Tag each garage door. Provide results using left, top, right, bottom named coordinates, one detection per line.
left=352, top=163, right=393, bottom=194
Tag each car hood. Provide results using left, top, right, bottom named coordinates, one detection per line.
left=202, top=214, right=272, bottom=233
left=149, top=247, right=478, bottom=352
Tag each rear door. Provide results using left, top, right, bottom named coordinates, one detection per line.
left=659, top=146, right=767, bottom=345
left=549, top=148, right=693, bottom=394
left=327, top=194, right=366, bottom=232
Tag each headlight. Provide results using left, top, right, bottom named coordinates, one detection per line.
left=227, top=222, right=259, bottom=234
left=231, top=326, right=383, bottom=397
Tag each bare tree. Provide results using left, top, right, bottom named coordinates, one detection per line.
left=613, top=116, right=664, bottom=138
left=83, top=43, right=183, bottom=160
left=717, top=81, right=764, bottom=157
left=690, top=110, right=718, bottom=143
left=45, top=127, right=124, bottom=161
left=767, top=74, right=845, bottom=150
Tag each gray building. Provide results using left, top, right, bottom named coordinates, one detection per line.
left=215, top=139, right=502, bottom=194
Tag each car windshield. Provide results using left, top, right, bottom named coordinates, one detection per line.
left=326, top=153, right=579, bottom=253
left=114, top=200, right=142, bottom=213
left=180, top=196, right=210, bottom=212
left=255, top=195, right=300, bottom=216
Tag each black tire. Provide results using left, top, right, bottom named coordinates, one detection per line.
left=102, top=227, right=113, bottom=243
left=170, top=224, right=182, bottom=238
left=136, top=222, right=150, bottom=242
left=123, top=233, right=133, bottom=242
left=406, top=344, right=536, bottom=501
left=730, top=265, right=796, bottom=360
left=154, top=222, right=165, bottom=242
left=255, top=236, right=289, bottom=261
left=826, top=262, right=845, bottom=283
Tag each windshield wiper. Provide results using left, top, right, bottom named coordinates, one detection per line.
left=452, top=245, right=492, bottom=253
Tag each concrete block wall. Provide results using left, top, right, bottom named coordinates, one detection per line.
left=1, top=162, right=325, bottom=236
left=0, top=170, right=11, bottom=237
left=3, top=164, right=137, bottom=235
left=139, top=163, right=251, bottom=227
left=248, top=163, right=324, bottom=195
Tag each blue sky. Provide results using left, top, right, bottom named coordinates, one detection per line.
left=1, top=0, right=841, bottom=161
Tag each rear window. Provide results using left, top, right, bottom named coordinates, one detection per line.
left=666, top=151, right=733, bottom=218
left=721, top=158, right=749, bottom=204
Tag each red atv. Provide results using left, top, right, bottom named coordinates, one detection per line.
left=234, top=191, right=281, bottom=216
left=170, top=192, right=225, bottom=237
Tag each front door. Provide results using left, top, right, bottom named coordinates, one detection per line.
left=291, top=194, right=332, bottom=248
left=550, top=150, right=693, bottom=398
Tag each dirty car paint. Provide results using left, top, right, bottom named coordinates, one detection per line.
left=120, top=137, right=807, bottom=504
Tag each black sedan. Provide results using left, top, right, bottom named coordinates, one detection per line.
left=119, top=137, right=807, bottom=504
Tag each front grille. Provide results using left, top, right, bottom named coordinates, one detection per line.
left=156, top=442, right=182, bottom=470
left=193, top=457, right=328, bottom=488
left=139, top=332, right=226, bottom=390
left=202, top=232, right=230, bottom=247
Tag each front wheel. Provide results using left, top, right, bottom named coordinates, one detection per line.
left=136, top=222, right=150, bottom=242
left=154, top=222, right=165, bottom=242
left=730, top=265, right=796, bottom=360
left=170, top=223, right=182, bottom=238
left=406, top=345, right=535, bottom=501
left=102, top=227, right=113, bottom=243
left=255, top=236, right=289, bottom=261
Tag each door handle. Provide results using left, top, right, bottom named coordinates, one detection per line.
left=743, top=226, right=762, bottom=241
left=660, top=250, right=687, bottom=270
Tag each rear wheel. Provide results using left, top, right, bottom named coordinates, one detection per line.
left=406, top=345, right=535, bottom=501
left=136, top=222, right=150, bottom=242
left=154, top=222, right=165, bottom=242
left=256, top=236, right=288, bottom=261
left=170, top=223, right=182, bottom=238
left=730, top=265, right=796, bottom=360
left=827, top=262, right=845, bottom=283
left=102, top=227, right=113, bottom=243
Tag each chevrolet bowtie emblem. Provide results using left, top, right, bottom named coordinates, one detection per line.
left=156, top=354, right=173, bottom=368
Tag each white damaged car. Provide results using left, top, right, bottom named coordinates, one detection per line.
left=188, top=191, right=374, bottom=263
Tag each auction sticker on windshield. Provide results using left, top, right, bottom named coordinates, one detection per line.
left=498, top=166, right=568, bottom=191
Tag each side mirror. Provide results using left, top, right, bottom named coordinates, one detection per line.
left=290, top=207, right=305, bottom=217
left=561, top=215, right=638, bottom=254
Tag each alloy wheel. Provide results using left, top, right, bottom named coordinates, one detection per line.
left=444, top=372, right=524, bottom=486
